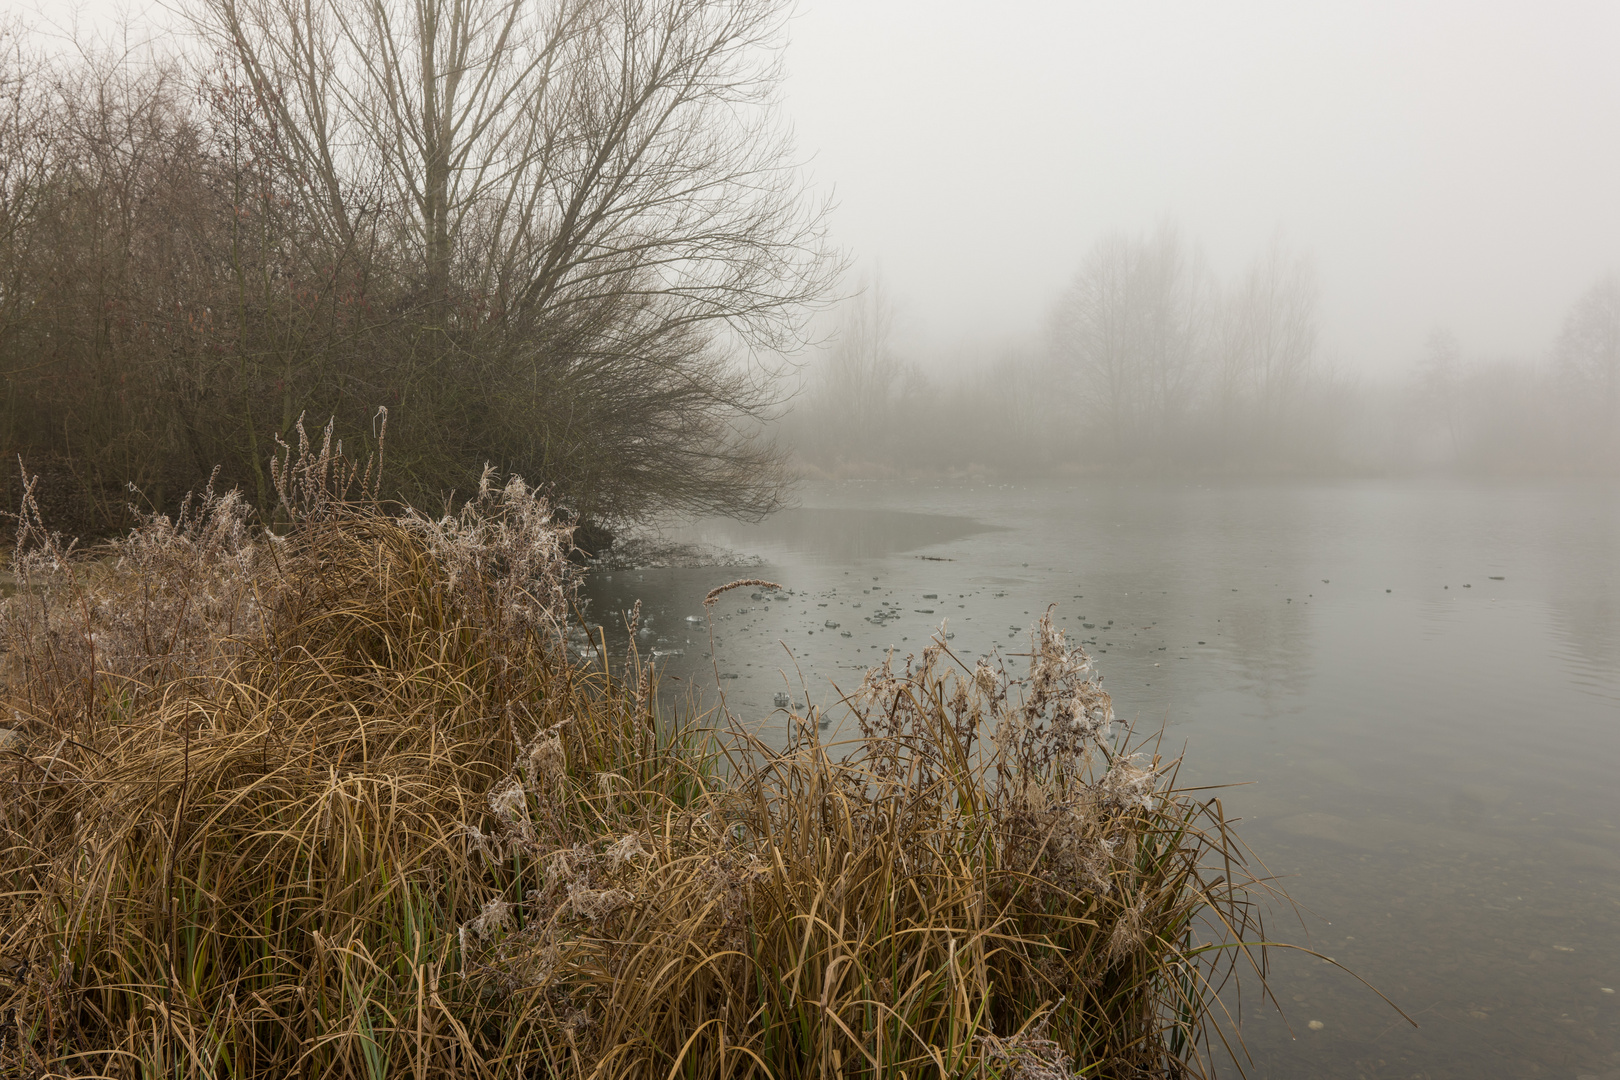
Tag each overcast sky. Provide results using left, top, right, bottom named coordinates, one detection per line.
left=37, top=0, right=1620, bottom=377
left=781, top=0, right=1620, bottom=375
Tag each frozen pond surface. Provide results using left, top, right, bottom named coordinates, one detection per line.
left=582, top=478, right=1620, bottom=1080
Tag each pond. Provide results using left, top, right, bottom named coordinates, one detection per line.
left=581, top=477, right=1620, bottom=1080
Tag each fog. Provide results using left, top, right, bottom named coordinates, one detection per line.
left=770, top=1, right=1620, bottom=476
left=783, top=234, right=1620, bottom=477
left=783, top=0, right=1620, bottom=375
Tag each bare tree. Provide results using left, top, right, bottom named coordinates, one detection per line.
left=187, top=0, right=838, bottom=521
left=1213, top=239, right=1317, bottom=435
left=1050, top=226, right=1204, bottom=459
left=808, top=273, right=903, bottom=462
left=1555, top=271, right=1620, bottom=427
left=1051, top=233, right=1139, bottom=454
left=1416, top=327, right=1465, bottom=457
left=1130, top=225, right=1206, bottom=445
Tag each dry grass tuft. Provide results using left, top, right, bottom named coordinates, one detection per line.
left=0, top=444, right=1271, bottom=1078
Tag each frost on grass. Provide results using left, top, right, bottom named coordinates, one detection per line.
left=447, top=603, right=1240, bottom=1077
left=978, top=1004, right=1080, bottom=1080
left=3, top=462, right=263, bottom=697
left=3, top=443, right=1260, bottom=1079
left=2, top=418, right=578, bottom=731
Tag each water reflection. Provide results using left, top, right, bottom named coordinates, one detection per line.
left=1545, top=495, right=1620, bottom=707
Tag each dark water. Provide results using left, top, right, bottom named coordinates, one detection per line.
left=582, top=478, right=1620, bottom=1080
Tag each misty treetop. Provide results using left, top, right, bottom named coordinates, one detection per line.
left=1555, top=273, right=1620, bottom=422
left=787, top=233, right=1619, bottom=478
left=0, top=0, right=837, bottom=535
left=787, top=233, right=1342, bottom=475
left=1052, top=230, right=1321, bottom=462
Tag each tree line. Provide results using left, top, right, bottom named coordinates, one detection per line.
left=787, top=231, right=1619, bottom=478
left=787, top=229, right=1347, bottom=475
left=1395, top=273, right=1619, bottom=473
left=1, top=0, right=835, bottom=536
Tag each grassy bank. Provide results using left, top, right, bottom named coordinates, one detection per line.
left=0, top=448, right=1269, bottom=1078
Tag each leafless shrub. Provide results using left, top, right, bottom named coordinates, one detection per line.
left=5, top=0, right=840, bottom=536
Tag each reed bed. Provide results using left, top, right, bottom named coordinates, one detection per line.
left=0, top=436, right=1270, bottom=1079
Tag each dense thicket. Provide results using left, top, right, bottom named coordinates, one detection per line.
left=0, top=1, right=835, bottom=535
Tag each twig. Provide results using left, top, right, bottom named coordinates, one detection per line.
left=702, top=579, right=781, bottom=606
